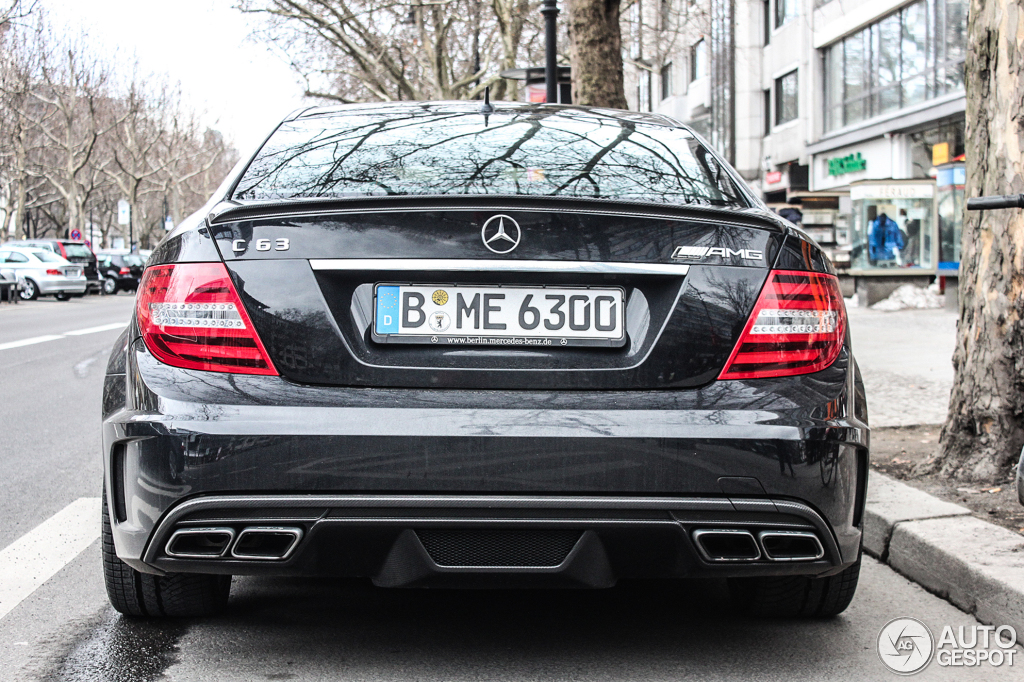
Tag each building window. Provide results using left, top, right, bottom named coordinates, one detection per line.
left=775, top=70, right=798, bottom=125
left=690, top=39, right=707, bottom=82
left=763, top=0, right=771, bottom=45
left=638, top=69, right=652, bottom=112
left=823, top=0, right=967, bottom=133
left=775, top=0, right=797, bottom=28
left=763, top=89, right=772, bottom=136
left=661, top=63, right=673, bottom=100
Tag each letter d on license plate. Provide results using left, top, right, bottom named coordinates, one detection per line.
left=372, top=283, right=626, bottom=347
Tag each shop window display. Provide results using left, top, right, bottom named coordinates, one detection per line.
left=850, top=181, right=935, bottom=271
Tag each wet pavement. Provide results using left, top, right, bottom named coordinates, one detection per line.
left=2, top=294, right=1020, bottom=681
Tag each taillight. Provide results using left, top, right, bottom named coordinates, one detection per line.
left=719, top=270, right=846, bottom=380
left=136, top=263, right=277, bottom=375
left=46, top=269, right=61, bottom=276
left=119, top=267, right=130, bottom=275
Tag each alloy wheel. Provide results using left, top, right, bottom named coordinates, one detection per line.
left=19, top=279, right=36, bottom=300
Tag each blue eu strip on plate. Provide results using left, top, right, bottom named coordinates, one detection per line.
left=376, top=286, right=400, bottom=333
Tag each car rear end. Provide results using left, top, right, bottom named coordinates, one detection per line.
left=22, top=249, right=88, bottom=298
left=111, top=255, right=144, bottom=291
left=58, top=241, right=101, bottom=294
left=102, top=103, right=868, bottom=617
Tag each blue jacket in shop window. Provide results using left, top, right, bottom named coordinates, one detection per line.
left=869, top=213, right=904, bottom=261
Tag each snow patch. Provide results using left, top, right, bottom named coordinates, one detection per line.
left=871, top=284, right=945, bottom=312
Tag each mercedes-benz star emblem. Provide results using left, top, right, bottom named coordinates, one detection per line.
left=481, top=214, right=521, bottom=254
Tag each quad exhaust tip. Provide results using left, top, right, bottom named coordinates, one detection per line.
left=230, top=526, right=303, bottom=560
left=692, top=528, right=825, bottom=563
left=165, top=527, right=236, bottom=559
left=692, top=529, right=761, bottom=562
left=164, top=526, right=303, bottom=561
left=758, top=530, right=825, bottom=562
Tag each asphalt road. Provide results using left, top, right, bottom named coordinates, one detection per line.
left=0, top=295, right=1020, bottom=681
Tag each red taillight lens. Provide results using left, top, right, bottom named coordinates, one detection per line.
left=46, top=269, right=61, bottom=276
left=719, top=270, right=846, bottom=380
left=119, top=267, right=130, bottom=275
left=136, top=263, right=277, bottom=375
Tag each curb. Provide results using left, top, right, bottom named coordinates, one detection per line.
left=864, top=471, right=1024, bottom=633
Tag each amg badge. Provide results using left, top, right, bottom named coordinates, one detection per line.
left=671, top=246, right=764, bottom=261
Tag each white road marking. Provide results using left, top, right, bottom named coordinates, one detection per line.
left=0, top=335, right=65, bottom=351
left=0, top=497, right=101, bottom=621
left=63, top=322, right=128, bottom=336
left=0, top=322, right=126, bottom=351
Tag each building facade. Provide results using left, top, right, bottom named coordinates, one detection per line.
left=631, top=0, right=967, bottom=303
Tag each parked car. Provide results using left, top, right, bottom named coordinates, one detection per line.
left=102, top=102, right=867, bottom=619
left=95, top=253, right=145, bottom=294
left=0, top=245, right=87, bottom=300
left=10, top=239, right=102, bottom=294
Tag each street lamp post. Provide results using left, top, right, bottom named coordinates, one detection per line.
left=541, top=0, right=559, bottom=104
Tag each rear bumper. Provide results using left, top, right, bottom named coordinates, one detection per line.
left=38, top=276, right=87, bottom=294
left=103, top=340, right=869, bottom=583
left=139, top=494, right=849, bottom=587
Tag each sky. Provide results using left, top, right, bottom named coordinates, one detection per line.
left=39, top=0, right=309, bottom=152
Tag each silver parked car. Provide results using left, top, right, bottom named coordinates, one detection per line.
left=0, top=245, right=87, bottom=300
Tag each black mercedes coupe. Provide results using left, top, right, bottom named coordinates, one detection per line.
left=101, top=102, right=868, bottom=618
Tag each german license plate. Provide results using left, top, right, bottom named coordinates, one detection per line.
left=372, top=284, right=626, bottom=347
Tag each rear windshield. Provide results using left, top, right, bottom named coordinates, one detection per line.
left=234, top=108, right=746, bottom=208
left=123, top=255, right=145, bottom=266
left=62, top=244, right=92, bottom=259
left=31, top=250, right=63, bottom=263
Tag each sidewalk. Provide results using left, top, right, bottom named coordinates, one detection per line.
left=847, top=305, right=957, bottom=427
left=847, top=303, right=1024, bottom=633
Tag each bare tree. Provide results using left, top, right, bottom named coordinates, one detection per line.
left=0, top=24, right=36, bottom=237
left=932, top=0, right=1024, bottom=483
left=238, top=0, right=544, bottom=103
left=102, top=76, right=173, bottom=247
left=0, top=0, right=34, bottom=32
left=621, top=1, right=708, bottom=86
left=567, top=0, right=627, bottom=108
left=0, top=14, right=238, bottom=247
left=20, top=29, right=127, bottom=236
left=490, top=0, right=533, bottom=100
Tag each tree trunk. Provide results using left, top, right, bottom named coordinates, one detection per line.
left=9, top=126, right=26, bottom=238
left=567, top=0, right=628, bottom=109
left=935, top=0, right=1024, bottom=483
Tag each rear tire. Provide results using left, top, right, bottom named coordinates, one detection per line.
left=55, top=292, right=70, bottom=301
left=103, top=277, right=117, bottom=295
left=728, top=556, right=861, bottom=618
left=19, top=279, right=38, bottom=300
left=102, top=492, right=230, bottom=617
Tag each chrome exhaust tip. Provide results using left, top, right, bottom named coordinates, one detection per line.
left=758, top=530, right=825, bottom=561
left=692, top=529, right=761, bottom=562
left=230, top=526, right=303, bottom=560
left=165, top=527, right=236, bottom=559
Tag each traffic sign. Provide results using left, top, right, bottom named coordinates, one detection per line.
left=70, top=229, right=81, bottom=240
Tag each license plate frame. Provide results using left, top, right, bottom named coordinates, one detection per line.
left=372, top=283, right=627, bottom=348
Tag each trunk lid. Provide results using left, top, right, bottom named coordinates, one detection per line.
left=208, top=200, right=784, bottom=390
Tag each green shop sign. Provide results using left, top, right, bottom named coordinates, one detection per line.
left=828, top=152, right=867, bottom=176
